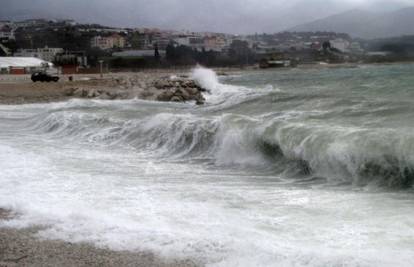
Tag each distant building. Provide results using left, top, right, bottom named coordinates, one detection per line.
left=112, top=50, right=166, bottom=58
left=14, top=47, right=64, bottom=62
left=173, top=36, right=191, bottom=47
left=54, top=51, right=88, bottom=74
left=310, top=42, right=322, bottom=50
left=330, top=38, right=350, bottom=53
left=91, top=34, right=126, bottom=50
left=349, top=42, right=364, bottom=54
left=152, top=37, right=170, bottom=50
left=0, top=25, right=14, bottom=40
left=91, top=36, right=113, bottom=50
left=204, top=36, right=227, bottom=52
left=15, top=19, right=48, bottom=28
left=173, top=35, right=204, bottom=50
left=111, top=34, right=126, bottom=48
left=133, top=33, right=153, bottom=49
left=0, top=57, right=54, bottom=74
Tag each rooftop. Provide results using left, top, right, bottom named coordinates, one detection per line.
left=0, top=57, right=53, bottom=68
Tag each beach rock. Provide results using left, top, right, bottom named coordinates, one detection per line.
left=171, top=96, right=184, bottom=102
left=138, top=81, right=147, bottom=89
left=64, top=88, right=77, bottom=96
left=97, top=92, right=112, bottom=100
left=139, top=90, right=155, bottom=98
left=73, top=88, right=88, bottom=98
left=184, top=87, right=199, bottom=95
left=195, top=95, right=206, bottom=105
left=154, top=79, right=174, bottom=89
left=156, top=90, right=175, bottom=102
left=105, top=92, right=118, bottom=100
left=183, top=80, right=199, bottom=89
left=174, top=88, right=191, bottom=101
left=87, top=89, right=100, bottom=98
left=115, top=91, right=129, bottom=99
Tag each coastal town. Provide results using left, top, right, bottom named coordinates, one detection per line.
left=3, top=1, right=414, bottom=267
left=0, top=18, right=404, bottom=75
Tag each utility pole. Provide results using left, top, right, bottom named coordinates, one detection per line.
left=99, top=60, right=104, bottom=78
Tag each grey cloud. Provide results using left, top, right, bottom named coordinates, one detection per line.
left=0, top=0, right=411, bottom=33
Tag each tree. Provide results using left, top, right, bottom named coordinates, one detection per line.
left=166, top=42, right=176, bottom=62
left=322, top=41, right=331, bottom=51
left=229, top=40, right=253, bottom=65
left=154, top=43, right=160, bottom=60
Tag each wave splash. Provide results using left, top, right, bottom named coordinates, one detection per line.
left=25, top=106, right=414, bottom=189
left=191, top=66, right=220, bottom=92
left=191, top=66, right=259, bottom=105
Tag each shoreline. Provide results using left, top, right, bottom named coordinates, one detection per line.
left=0, top=62, right=412, bottom=105
left=0, top=71, right=207, bottom=105
left=0, top=209, right=198, bottom=267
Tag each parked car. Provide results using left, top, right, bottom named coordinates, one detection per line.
left=31, top=72, right=59, bottom=82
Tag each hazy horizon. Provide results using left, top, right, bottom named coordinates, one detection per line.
left=1, top=0, right=413, bottom=34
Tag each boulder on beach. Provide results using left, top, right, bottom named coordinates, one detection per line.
left=151, top=77, right=207, bottom=104
left=61, top=74, right=207, bottom=104
left=156, top=90, right=175, bottom=102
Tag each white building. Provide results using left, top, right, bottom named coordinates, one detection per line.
left=330, top=38, right=350, bottom=53
left=14, top=47, right=64, bottom=62
left=0, top=31, right=14, bottom=40
left=15, top=19, right=48, bottom=28
left=91, top=36, right=113, bottom=50
left=349, top=42, right=364, bottom=54
left=173, top=36, right=192, bottom=46
left=0, top=57, right=54, bottom=74
left=91, top=34, right=126, bottom=50
left=0, top=25, right=14, bottom=40
left=173, top=35, right=204, bottom=50
left=204, top=36, right=227, bottom=52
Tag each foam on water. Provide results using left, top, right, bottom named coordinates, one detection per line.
left=2, top=65, right=414, bottom=266
left=191, top=66, right=262, bottom=105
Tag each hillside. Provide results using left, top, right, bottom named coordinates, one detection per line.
left=289, top=7, right=414, bottom=39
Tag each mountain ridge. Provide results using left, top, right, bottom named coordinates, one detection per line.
left=289, top=7, right=414, bottom=39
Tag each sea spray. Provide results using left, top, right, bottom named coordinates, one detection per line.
left=14, top=102, right=414, bottom=187
left=2, top=64, right=414, bottom=266
left=191, top=65, right=220, bottom=92
left=191, top=66, right=258, bottom=105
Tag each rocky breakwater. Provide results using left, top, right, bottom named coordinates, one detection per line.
left=64, top=74, right=208, bottom=105
left=153, top=77, right=207, bottom=105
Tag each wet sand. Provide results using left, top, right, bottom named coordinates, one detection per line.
left=0, top=75, right=141, bottom=104
left=0, top=209, right=198, bottom=267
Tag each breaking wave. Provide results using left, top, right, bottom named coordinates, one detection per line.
left=23, top=104, right=414, bottom=189
left=4, top=64, right=414, bottom=266
left=4, top=66, right=414, bottom=190
left=191, top=66, right=261, bottom=105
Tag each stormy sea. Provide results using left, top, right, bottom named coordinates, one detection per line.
left=1, top=64, right=414, bottom=266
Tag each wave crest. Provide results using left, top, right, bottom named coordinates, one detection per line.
left=25, top=108, right=414, bottom=189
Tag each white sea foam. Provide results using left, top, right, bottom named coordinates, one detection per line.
left=2, top=64, right=414, bottom=266
left=191, top=66, right=254, bottom=105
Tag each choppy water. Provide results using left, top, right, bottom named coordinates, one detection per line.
left=1, top=64, right=414, bottom=266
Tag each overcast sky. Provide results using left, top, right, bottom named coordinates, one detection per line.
left=1, top=0, right=412, bottom=33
